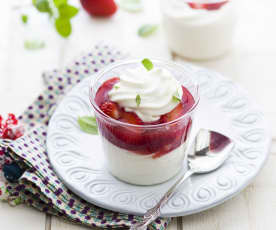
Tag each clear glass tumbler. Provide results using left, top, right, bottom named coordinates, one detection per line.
left=161, top=0, right=237, bottom=60
left=90, top=60, right=199, bottom=185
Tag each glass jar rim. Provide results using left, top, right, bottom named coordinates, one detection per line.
left=89, top=59, right=200, bottom=128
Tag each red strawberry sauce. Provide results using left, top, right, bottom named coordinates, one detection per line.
left=95, top=77, right=195, bottom=158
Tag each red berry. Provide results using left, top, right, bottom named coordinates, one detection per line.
left=204, top=1, right=228, bottom=10
left=188, top=2, right=205, bottom=9
left=5, top=113, right=18, bottom=126
left=161, top=103, right=184, bottom=123
left=100, top=101, right=121, bottom=119
left=119, top=111, right=143, bottom=125
left=0, top=114, right=24, bottom=140
left=95, top=77, right=119, bottom=106
left=188, top=1, right=228, bottom=10
left=80, top=0, right=117, bottom=17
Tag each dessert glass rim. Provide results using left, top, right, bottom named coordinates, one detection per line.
left=89, top=59, right=200, bottom=129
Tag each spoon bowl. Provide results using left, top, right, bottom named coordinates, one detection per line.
left=130, top=128, right=234, bottom=230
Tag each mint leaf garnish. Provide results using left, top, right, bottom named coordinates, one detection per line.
left=114, top=85, right=120, bottom=90
left=24, top=40, right=45, bottom=50
left=138, top=24, right=158, bottom=37
left=119, top=0, right=143, bottom=12
left=141, top=58, right=153, bottom=71
left=78, top=116, right=98, bottom=135
left=21, top=14, right=28, bottom=24
left=172, top=91, right=181, bottom=103
left=136, top=94, right=141, bottom=106
left=172, top=95, right=181, bottom=103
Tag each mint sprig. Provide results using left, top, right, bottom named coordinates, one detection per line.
left=32, top=0, right=79, bottom=38
left=78, top=116, right=98, bottom=135
left=136, top=94, right=141, bottom=106
left=142, top=58, right=153, bottom=71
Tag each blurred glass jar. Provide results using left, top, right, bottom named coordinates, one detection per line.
left=161, top=0, right=237, bottom=60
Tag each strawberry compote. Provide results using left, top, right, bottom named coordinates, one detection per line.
left=90, top=60, right=199, bottom=185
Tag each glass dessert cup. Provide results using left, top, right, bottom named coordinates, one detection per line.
left=161, top=0, right=237, bottom=60
left=90, top=60, right=199, bottom=185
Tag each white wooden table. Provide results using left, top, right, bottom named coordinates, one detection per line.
left=0, top=0, right=276, bottom=229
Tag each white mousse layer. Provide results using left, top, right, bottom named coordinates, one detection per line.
left=162, top=0, right=237, bottom=60
left=108, top=67, right=183, bottom=122
left=102, top=138, right=187, bottom=185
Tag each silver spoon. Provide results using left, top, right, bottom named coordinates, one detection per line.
left=130, top=129, right=234, bottom=230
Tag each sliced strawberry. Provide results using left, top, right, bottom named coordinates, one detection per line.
left=188, top=1, right=228, bottom=11
left=80, top=0, right=117, bottom=17
left=95, top=77, right=119, bottom=106
left=204, top=1, right=228, bottom=10
left=188, top=2, right=205, bottom=9
left=160, top=103, right=184, bottom=123
left=119, top=111, right=143, bottom=125
left=100, top=101, right=121, bottom=119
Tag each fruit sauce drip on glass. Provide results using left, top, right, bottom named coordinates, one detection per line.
left=95, top=77, right=195, bottom=158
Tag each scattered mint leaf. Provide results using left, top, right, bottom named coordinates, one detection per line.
left=136, top=94, right=141, bottom=106
left=32, top=0, right=51, bottom=13
left=141, top=58, right=154, bottom=71
left=114, top=85, right=120, bottom=90
left=138, top=24, right=158, bottom=37
left=24, top=40, right=45, bottom=50
left=78, top=116, right=98, bottom=135
left=119, top=0, right=143, bottom=12
left=55, top=18, right=71, bottom=38
left=21, top=14, right=28, bottom=24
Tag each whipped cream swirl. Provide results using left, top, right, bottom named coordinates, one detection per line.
left=108, top=67, right=183, bottom=122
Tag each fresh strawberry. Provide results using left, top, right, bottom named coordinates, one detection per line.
left=80, top=0, right=117, bottom=17
left=100, top=101, right=121, bottom=119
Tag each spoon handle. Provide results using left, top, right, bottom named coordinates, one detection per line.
left=130, top=170, right=194, bottom=230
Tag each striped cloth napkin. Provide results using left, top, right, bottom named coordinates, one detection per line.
left=0, top=42, right=170, bottom=230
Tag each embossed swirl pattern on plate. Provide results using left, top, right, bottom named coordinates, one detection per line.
left=62, top=95, right=91, bottom=116
left=167, top=192, right=190, bottom=210
left=192, top=186, right=216, bottom=203
left=111, top=191, right=137, bottom=206
left=54, top=150, right=86, bottom=167
left=50, top=114, right=78, bottom=132
left=215, top=175, right=237, bottom=191
left=47, top=65, right=270, bottom=216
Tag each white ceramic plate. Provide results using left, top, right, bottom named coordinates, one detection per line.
left=47, top=64, right=271, bottom=217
